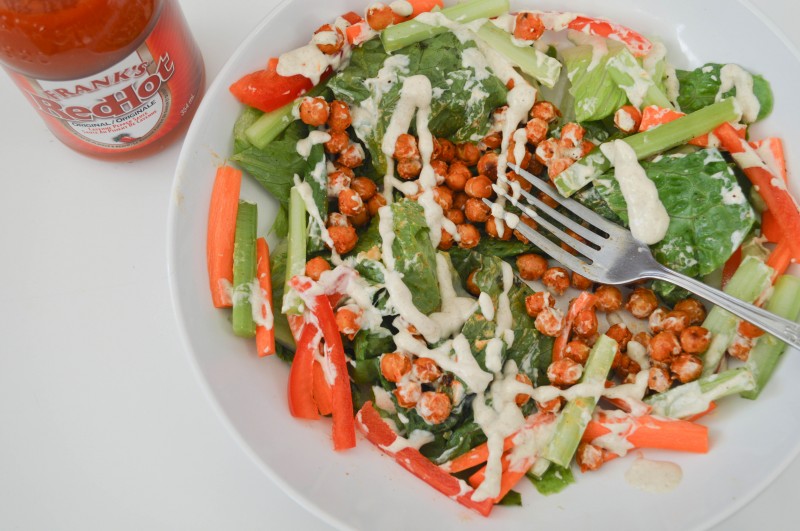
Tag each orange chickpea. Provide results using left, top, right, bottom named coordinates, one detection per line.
left=680, top=326, right=711, bottom=354
left=565, top=340, right=591, bottom=365
left=606, top=323, right=632, bottom=351
left=328, top=225, right=358, bottom=254
left=485, top=216, right=512, bottom=240
left=536, top=396, right=564, bottom=414
left=417, top=392, right=452, bottom=425
left=335, top=306, right=362, bottom=339
left=535, top=138, right=557, bottom=165
left=631, top=331, right=652, bottom=348
left=445, top=208, right=465, bottom=225
left=456, top=142, right=481, bottom=166
left=560, top=123, right=586, bottom=147
left=577, top=442, right=607, bottom=472
left=464, top=198, right=491, bottom=223
left=327, top=212, right=350, bottom=228
left=525, top=291, right=554, bottom=318
left=413, top=358, right=442, bottom=383
left=327, top=100, right=352, bottom=131
left=648, top=307, right=668, bottom=334
left=626, top=287, right=659, bottom=319
left=453, top=191, right=469, bottom=211
left=397, top=157, right=422, bottom=179
left=338, top=188, right=364, bottom=216
left=466, top=270, right=481, bottom=296
left=366, top=193, right=387, bottom=217
left=431, top=159, right=449, bottom=184
left=435, top=138, right=456, bottom=162
left=508, top=143, right=532, bottom=170
left=525, top=117, right=549, bottom=145
left=513, top=215, right=538, bottom=244
left=366, top=3, right=394, bottom=30
left=547, top=357, right=583, bottom=387
left=349, top=210, right=370, bottom=228
left=514, top=12, right=545, bottom=40
left=505, top=171, right=533, bottom=193
left=670, top=354, right=703, bottom=384
left=438, top=228, right=454, bottom=251
left=333, top=165, right=355, bottom=179
left=571, top=272, right=593, bottom=291
left=394, top=133, right=419, bottom=160
left=305, top=256, right=331, bottom=281
left=573, top=308, right=598, bottom=338
left=445, top=161, right=471, bottom=191
left=613, top=105, right=642, bottom=134
left=482, top=132, right=502, bottom=150
left=514, top=373, right=533, bottom=407
left=324, top=130, right=349, bottom=154
left=350, top=177, right=377, bottom=201
left=738, top=320, right=765, bottom=339
left=394, top=381, right=422, bottom=408
left=464, top=175, right=493, bottom=199
left=536, top=306, right=565, bottom=337
left=674, top=298, right=707, bottom=325
left=313, top=24, right=344, bottom=55
left=531, top=101, right=560, bottom=123
left=661, top=310, right=690, bottom=334
left=380, top=352, right=411, bottom=383
left=649, top=331, right=681, bottom=363
left=298, top=96, right=329, bottom=127
left=433, top=186, right=454, bottom=210
left=327, top=170, right=352, bottom=198
left=337, top=143, right=365, bottom=168
left=542, top=267, right=570, bottom=295
left=547, top=157, right=574, bottom=179
left=594, top=285, right=623, bottom=312
left=516, top=253, right=548, bottom=281
left=477, top=152, right=499, bottom=180
left=648, top=366, right=673, bottom=393
left=457, top=223, right=481, bottom=249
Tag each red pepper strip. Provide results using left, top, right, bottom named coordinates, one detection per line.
left=288, top=322, right=321, bottom=420
left=356, top=402, right=494, bottom=517
left=229, top=67, right=314, bottom=113
left=766, top=240, right=794, bottom=282
left=716, top=123, right=800, bottom=261
left=567, top=16, right=652, bottom=57
left=552, top=292, right=597, bottom=362
left=312, top=359, right=334, bottom=416
left=751, top=137, right=788, bottom=182
left=339, top=11, right=363, bottom=25
left=721, top=247, right=743, bottom=289
left=311, top=294, right=356, bottom=450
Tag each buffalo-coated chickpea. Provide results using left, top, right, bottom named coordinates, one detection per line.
left=670, top=354, right=703, bottom=384
left=327, top=170, right=352, bottom=198
left=680, top=326, right=711, bottom=354
left=444, top=161, right=471, bottom=191
left=464, top=198, right=491, bottom=223
left=350, top=177, right=377, bottom=201
left=516, top=253, right=548, bottom=281
left=327, top=212, right=350, bottom=228
left=547, top=157, right=574, bottom=179
left=394, top=133, right=419, bottom=160
left=513, top=215, right=538, bottom=244
left=536, top=396, right=564, bottom=414
left=535, top=138, right=557, bottom=165
left=324, top=130, right=349, bottom=154
left=571, top=272, right=593, bottom=291
left=538, top=190, right=559, bottom=209
left=305, top=256, right=331, bottom=281
left=413, top=358, right=442, bottom=383
left=565, top=340, right=591, bottom=365
left=505, top=171, right=533, bottom=193
left=648, top=366, right=672, bottom=393
left=631, top=331, right=652, bottom=348
left=464, top=175, right=493, bottom=199
left=394, top=381, right=422, bottom=408
left=482, top=132, right=502, bottom=150
left=435, top=138, right=456, bottom=162
left=673, top=298, right=707, bottom=325
left=437, top=228, right=454, bottom=251
left=366, top=193, right=387, bottom=217
left=547, top=357, right=583, bottom=387
left=626, top=287, right=659, bottom=319
left=573, top=308, right=598, bottom=338
left=456, top=142, right=481, bottom=166
left=535, top=306, right=565, bottom=337
left=526, top=117, right=549, bottom=145
left=452, top=191, right=468, bottom=211
left=649, top=331, right=681, bottom=362
left=366, top=3, right=394, bottom=30
left=514, top=373, right=533, bottom=407
left=338, top=188, right=364, bottom=216
left=397, top=157, right=422, bottom=180
left=531, top=101, right=560, bottom=123
left=525, top=291, right=554, bottom=317
left=299, top=96, right=329, bottom=127
left=431, top=159, right=448, bottom=184
left=348, top=209, right=370, bottom=228
left=445, top=208, right=465, bottom=225
left=457, top=223, right=480, bottom=249
left=417, top=392, right=452, bottom=425
left=433, top=186, right=454, bottom=211
left=337, top=143, right=365, bottom=168
left=314, top=24, right=344, bottom=55
left=560, top=122, right=586, bottom=147
left=380, top=352, right=411, bottom=383
left=514, top=12, right=545, bottom=40
left=542, top=267, right=570, bottom=295
left=605, top=323, right=632, bottom=352
left=648, top=307, right=668, bottom=334
left=328, top=225, right=358, bottom=254
left=661, top=310, right=690, bottom=334
left=466, top=270, right=481, bottom=296
left=335, top=305, right=362, bottom=339
left=477, top=152, right=499, bottom=180
left=327, top=100, right=352, bottom=131
left=595, top=285, right=623, bottom=312
left=485, top=216, right=512, bottom=240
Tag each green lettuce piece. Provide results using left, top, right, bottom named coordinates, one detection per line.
left=562, top=42, right=628, bottom=122
left=676, top=63, right=773, bottom=122
left=594, top=148, right=756, bottom=278
left=353, top=327, right=395, bottom=361
left=329, top=33, right=507, bottom=174
left=528, top=464, right=575, bottom=495
left=497, top=490, right=522, bottom=506
left=233, top=106, right=261, bottom=154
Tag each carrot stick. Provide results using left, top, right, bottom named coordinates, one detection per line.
left=255, top=238, right=276, bottom=357
left=345, top=21, right=370, bottom=45
left=407, top=0, right=444, bottom=16
left=339, top=11, right=363, bottom=25
left=312, top=359, right=334, bottom=416
left=767, top=240, right=794, bottom=282
left=445, top=433, right=515, bottom=473
left=686, top=401, right=716, bottom=422
left=467, top=453, right=535, bottom=504
left=207, top=165, right=242, bottom=308
left=582, top=413, right=709, bottom=454
left=716, top=123, right=800, bottom=261
left=553, top=292, right=597, bottom=362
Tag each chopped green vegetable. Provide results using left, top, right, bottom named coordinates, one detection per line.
left=232, top=201, right=258, bottom=337
left=646, top=367, right=755, bottom=419
left=562, top=42, right=628, bottom=122
left=283, top=187, right=307, bottom=316
left=677, top=63, right=773, bottom=122
left=528, top=464, right=575, bottom=495
left=475, top=24, right=562, bottom=88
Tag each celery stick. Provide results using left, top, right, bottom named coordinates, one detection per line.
left=232, top=201, right=258, bottom=338
left=742, top=276, right=800, bottom=399
left=542, top=334, right=617, bottom=468
left=646, top=367, right=755, bottom=419
left=475, top=24, right=562, bottom=88
left=244, top=82, right=328, bottom=150
left=283, top=187, right=307, bottom=316
left=700, top=256, right=773, bottom=376
left=606, top=47, right=673, bottom=110
left=381, top=0, right=509, bottom=52
left=554, top=98, right=741, bottom=196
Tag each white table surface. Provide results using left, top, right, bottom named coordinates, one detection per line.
left=1, top=1, right=797, bottom=529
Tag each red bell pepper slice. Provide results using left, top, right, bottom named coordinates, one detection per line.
left=288, top=321, right=321, bottom=420
left=566, top=16, right=652, bottom=57
left=229, top=63, right=314, bottom=113
left=355, top=402, right=494, bottom=517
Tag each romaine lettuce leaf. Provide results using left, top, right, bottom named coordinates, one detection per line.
left=676, top=63, right=773, bottom=121
left=562, top=41, right=628, bottom=122
left=594, top=148, right=756, bottom=278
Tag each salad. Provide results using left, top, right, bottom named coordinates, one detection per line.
left=206, top=0, right=800, bottom=516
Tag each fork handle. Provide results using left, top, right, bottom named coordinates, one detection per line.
left=649, top=267, right=800, bottom=349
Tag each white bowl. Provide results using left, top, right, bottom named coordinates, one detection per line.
left=168, top=1, right=800, bottom=529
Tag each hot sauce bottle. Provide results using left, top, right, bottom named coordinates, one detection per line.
left=0, top=0, right=205, bottom=159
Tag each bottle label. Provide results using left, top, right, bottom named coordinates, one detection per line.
left=31, top=48, right=174, bottom=147
left=5, top=0, right=203, bottom=155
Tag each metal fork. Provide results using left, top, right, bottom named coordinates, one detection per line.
left=489, top=163, right=800, bottom=349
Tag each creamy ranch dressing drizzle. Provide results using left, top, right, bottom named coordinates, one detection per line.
left=293, top=175, right=335, bottom=249
left=296, top=130, right=331, bottom=158
left=716, top=64, right=760, bottom=123
left=600, top=140, right=669, bottom=244
left=625, top=456, right=683, bottom=493
left=567, top=29, right=608, bottom=72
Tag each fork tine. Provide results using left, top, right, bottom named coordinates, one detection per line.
left=486, top=194, right=598, bottom=261
left=509, top=185, right=607, bottom=247
left=508, top=163, right=627, bottom=237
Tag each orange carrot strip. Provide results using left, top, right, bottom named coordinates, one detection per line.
left=582, top=413, right=709, bottom=454
left=312, top=359, right=334, bottom=416
left=767, top=240, right=794, bottom=282
left=716, top=123, right=800, bottom=261
left=467, top=453, right=535, bottom=503
left=346, top=21, right=370, bottom=45
left=686, top=401, right=716, bottom=422
left=255, top=238, right=276, bottom=357
left=207, top=165, right=242, bottom=308
left=445, top=434, right=515, bottom=473
left=407, top=0, right=444, bottom=16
